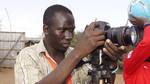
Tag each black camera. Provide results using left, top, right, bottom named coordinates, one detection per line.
left=96, top=21, right=141, bottom=46
left=89, top=21, right=142, bottom=84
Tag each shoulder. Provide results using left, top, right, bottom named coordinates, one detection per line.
left=19, top=44, right=39, bottom=56
left=16, top=44, right=40, bottom=63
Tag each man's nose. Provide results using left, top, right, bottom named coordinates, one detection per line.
left=64, top=31, right=73, bottom=40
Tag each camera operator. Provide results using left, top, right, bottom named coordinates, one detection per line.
left=123, top=15, right=150, bottom=84
left=103, top=5, right=150, bottom=84
left=15, top=4, right=107, bottom=84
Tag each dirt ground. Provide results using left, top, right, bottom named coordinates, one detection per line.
left=0, top=68, right=15, bottom=84
left=115, top=74, right=124, bottom=84
left=0, top=68, right=124, bottom=84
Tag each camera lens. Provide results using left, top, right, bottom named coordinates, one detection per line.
left=95, top=21, right=140, bottom=46
left=106, top=26, right=139, bottom=46
left=130, top=26, right=138, bottom=45
left=124, top=26, right=138, bottom=45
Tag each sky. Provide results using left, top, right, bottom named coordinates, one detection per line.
left=0, top=0, right=131, bottom=37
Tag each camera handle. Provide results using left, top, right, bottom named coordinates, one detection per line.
left=89, top=48, right=116, bottom=84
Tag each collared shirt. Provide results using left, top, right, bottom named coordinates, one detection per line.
left=15, top=39, right=91, bottom=84
left=43, top=51, right=72, bottom=84
left=123, top=26, right=150, bottom=84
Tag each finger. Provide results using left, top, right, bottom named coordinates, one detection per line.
left=118, top=46, right=127, bottom=53
left=84, top=25, right=89, bottom=31
left=88, top=37, right=103, bottom=47
left=105, top=39, right=119, bottom=53
left=96, top=41, right=105, bottom=46
left=83, top=25, right=89, bottom=34
left=93, top=35, right=105, bottom=41
left=86, top=22, right=96, bottom=31
left=91, top=29, right=105, bottom=36
left=103, top=48, right=117, bottom=61
left=104, top=42, right=117, bottom=56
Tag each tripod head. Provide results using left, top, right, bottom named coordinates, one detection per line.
left=88, top=48, right=118, bottom=84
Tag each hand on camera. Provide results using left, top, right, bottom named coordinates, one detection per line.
left=103, top=39, right=128, bottom=61
left=74, top=22, right=105, bottom=58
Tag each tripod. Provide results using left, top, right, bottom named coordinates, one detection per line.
left=89, top=49, right=117, bottom=84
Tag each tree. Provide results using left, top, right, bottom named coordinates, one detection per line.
left=71, top=31, right=83, bottom=47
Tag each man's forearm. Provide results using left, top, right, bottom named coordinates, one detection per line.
left=38, top=49, right=82, bottom=84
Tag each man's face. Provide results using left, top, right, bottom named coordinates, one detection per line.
left=129, top=16, right=144, bottom=42
left=46, top=12, right=75, bottom=52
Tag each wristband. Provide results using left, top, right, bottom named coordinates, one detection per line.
left=111, top=64, right=119, bottom=74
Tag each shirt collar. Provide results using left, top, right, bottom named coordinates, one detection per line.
left=37, top=39, right=74, bottom=57
left=36, top=39, right=47, bottom=56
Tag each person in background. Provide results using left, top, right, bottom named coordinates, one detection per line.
left=104, top=0, right=150, bottom=84
left=123, top=13, right=150, bottom=84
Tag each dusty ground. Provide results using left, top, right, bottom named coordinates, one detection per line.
left=115, top=74, right=124, bottom=84
left=0, top=68, right=15, bottom=84
left=0, top=68, right=124, bottom=84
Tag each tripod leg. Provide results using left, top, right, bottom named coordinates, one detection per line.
left=99, top=79, right=104, bottom=84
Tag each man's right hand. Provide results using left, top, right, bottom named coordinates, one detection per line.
left=103, top=39, right=128, bottom=61
left=74, top=22, right=105, bottom=58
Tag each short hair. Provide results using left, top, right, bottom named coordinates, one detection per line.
left=43, top=4, right=73, bottom=25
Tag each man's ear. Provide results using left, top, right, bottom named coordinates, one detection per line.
left=43, top=24, right=48, bottom=35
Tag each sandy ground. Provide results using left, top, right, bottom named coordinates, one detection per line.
left=0, top=68, right=124, bottom=84
left=0, top=68, right=15, bottom=84
left=115, top=74, right=124, bottom=84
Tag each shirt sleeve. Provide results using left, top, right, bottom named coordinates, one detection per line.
left=72, top=63, right=91, bottom=84
left=123, top=25, right=150, bottom=75
left=15, top=49, right=43, bottom=84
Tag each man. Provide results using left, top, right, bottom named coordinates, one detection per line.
left=15, top=4, right=106, bottom=84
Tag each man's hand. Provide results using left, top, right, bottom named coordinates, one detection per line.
left=103, top=39, right=127, bottom=61
left=74, top=22, right=105, bottom=58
